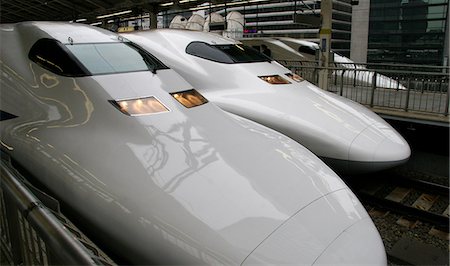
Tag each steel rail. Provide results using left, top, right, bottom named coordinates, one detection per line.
left=381, top=175, right=449, bottom=197
left=358, top=192, right=449, bottom=232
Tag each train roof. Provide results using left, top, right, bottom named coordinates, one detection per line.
left=1, top=21, right=121, bottom=45
left=238, top=37, right=305, bottom=59
left=130, top=29, right=237, bottom=48
left=275, top=37, right=320, bottom=49
left=1, top=22, right=169, bottom=77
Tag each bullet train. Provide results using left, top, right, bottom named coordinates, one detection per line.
left=271, top=37, right=407, bottom=90
left=123, top=29, right=411, bottom=174
left=0, top=22, right=387, bottom=264
left=239, top=37, right=306, bottom=61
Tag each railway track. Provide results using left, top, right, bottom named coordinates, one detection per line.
left=350, top=171, right=449, bottom=232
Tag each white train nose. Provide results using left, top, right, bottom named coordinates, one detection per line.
left=242, top=189, right=386, bottom=265
left=314, top=218, right=387, bottom=265
left=348, top=123, right=411, bottom=172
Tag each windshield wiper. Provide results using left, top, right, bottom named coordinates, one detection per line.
left=141, top=54, right=157, bottom=74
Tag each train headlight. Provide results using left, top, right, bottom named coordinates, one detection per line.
left=259, top=75, right=291, bottom=85
left=171, top=89, right=208, bottom=108
left=110, top=96, right=169, bottom=116
left=285, top=73, right=304, bottom=82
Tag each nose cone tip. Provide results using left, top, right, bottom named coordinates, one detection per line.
left=349, top=124, right=411, bottom=171
left=242, top=189, right=386, bottom=265
left=374, top=132, right=411, bottom=162
left=314, top=218, right=387, bottom=265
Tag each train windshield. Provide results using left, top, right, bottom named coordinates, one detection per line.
left=29, top=39, right=168, bottom=76
left=186, top=41, right=271, bottom=64
left=66, top=42, right=168, bottom=75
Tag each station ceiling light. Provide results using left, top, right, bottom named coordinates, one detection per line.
left=96, top=10, right=132, bottom=19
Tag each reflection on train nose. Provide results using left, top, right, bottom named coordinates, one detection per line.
left=349, top=124, right=411, bottom=166
left=242, top=189, right=386, bottom=265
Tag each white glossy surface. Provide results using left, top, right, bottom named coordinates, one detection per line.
left=186, top=14, right=205, bottom=31
left=169, top=15, right=188, bottom=29
left=242, top=189, right=386, bottom=265
left=314, top=218, right=387, bottom=265
left=123, top=29, right=410, bottom=173
left=349, top=122, right=411, bottom=162
left=0, top=22, right=386, bottom=265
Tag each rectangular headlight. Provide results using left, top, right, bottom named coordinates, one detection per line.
left=171, top=89, right=208, bottom=108
left=285, top=73, right=304, bottom=82
left=259, top=75, right=291, bottom=84
left=110, top=96, right=169, bottom=116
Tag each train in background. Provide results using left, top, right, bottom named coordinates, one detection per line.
left=240, top=37, right=407, bottom=90
left=166, top=10, right=405, bottom=91
left=0, top=22, right=386, bottom=265
left=123, top=29, right=411, bottom=174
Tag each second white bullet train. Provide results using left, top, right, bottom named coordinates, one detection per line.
left=1, top=22, right=386, bottom=264
left=123, top=29, right=411, bottom=174
left=271, top=37, right=407, bottom=90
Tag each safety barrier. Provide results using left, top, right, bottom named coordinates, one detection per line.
left=278, top=60, right=450, bottom=117
left=0, top=157, right=115, bottom=265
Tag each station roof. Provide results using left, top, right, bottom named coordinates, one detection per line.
left=0, top=0, right=273, bottom=24
left=0, top=0, right=207, bottom=24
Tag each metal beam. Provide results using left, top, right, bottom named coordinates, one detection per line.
left=0, top=0, right=214, bottom=23
left=52, top=0, right=90, bottom=13
left=1, top=0, right=83, bottom=22
left=83, top=0, right=113, bottom=9
left=1, top=2, right=57, bottom=20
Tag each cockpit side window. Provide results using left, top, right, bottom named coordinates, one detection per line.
left=298, top=45, right=317, bottom=56
left=186, top=41, right=234, bottom=63
left=186, top=41, right=271, bottom=64
left=28, top=38, right=89, bottom=77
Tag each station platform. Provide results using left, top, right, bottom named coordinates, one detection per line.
left=373, top=107, right=449, bottom=127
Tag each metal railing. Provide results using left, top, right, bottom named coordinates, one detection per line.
left=0, top=156, right=116, bottom=265
left=278, top=60, right=450, bottom=117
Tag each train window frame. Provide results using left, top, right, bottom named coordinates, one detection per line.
left=185, top=41, right=234, bottom=63
left=185, top=41, right=272, bottom=64
left=28, top=38, right=90, bottom=77
left=29, top=39, right=170, bottom=77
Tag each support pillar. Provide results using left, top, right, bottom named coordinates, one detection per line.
left=149, top=12, right=157, bottom=29
left=350, top=0, right=370, bottom=63
left=318, top=0, right=332, bottom=91
left=144, top=4, right=158, bottom=29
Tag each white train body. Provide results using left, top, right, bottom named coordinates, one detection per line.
left=123, top=29, right=410, bottom=174
left=1, top=22, right=387, bottom=264
left=273, top=37, right=407, bottom=90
